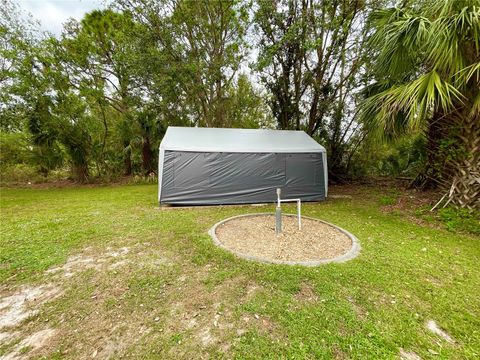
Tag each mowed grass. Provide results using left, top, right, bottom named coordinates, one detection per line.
left=0, top=184, right=479, bottom=359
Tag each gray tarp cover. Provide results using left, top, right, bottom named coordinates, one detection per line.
left=159, top=127, right=327, bottom=205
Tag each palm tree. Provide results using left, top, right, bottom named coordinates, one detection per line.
left=363, top=0, right=479, bottom=210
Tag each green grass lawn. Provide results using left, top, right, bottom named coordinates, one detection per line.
left=0, top=184, right=479, bottom=359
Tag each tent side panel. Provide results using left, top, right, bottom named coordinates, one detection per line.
left=158, top=148, right=165, bottom=204
left=322, top=151, right=328, bottom=197
left=160, top=151, right=325, bottom=205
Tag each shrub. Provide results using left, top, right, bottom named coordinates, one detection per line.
left=0, top=164, right=69, bottom=184
left=0, top=132, right=34, bottom=166
left=379, top=195, right=397, bottom=206
left=438, top=207, right=480, bottom=235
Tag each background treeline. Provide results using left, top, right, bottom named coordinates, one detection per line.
left=1, top=0, right=478, bottom=209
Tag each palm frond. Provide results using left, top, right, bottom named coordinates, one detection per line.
left=362, top=71, right=463, bottom=139
left=455, top=61, right=480, bottom=85
left=427, top=2, right=480, bottom=75
left=470, top=90, right=480, bottom=117
left=369, top=8, right=430, bottom=80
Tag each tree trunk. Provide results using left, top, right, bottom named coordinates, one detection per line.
left=74, top=163, right=89, bottom=183
left=439, top=113, right=480, bottom=210
left=425, top=113, right=445, bottom=187
left=410, top=112, right=446, bottom=189
left=141, top=136, right=154, bottom=175
left=124, top=146, right=132, bottom=176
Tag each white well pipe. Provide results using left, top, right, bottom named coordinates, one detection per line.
left=279, top=198, right=302, bottom=230
left=276, top=187, right=302, bottom=231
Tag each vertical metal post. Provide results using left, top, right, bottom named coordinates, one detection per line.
left=297, top=199, right=301, bottom=230
left=275, top=188, right=282, bottom=235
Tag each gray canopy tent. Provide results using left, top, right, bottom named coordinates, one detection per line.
left=158, top=127, right=327, bottom=205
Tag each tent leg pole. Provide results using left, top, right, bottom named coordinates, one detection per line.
left=297, top=200, right=301, bottom=230
left=275, top=206, right=282, bottom=235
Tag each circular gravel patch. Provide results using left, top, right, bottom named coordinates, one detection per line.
left=209, top=213, right=360, bottom=266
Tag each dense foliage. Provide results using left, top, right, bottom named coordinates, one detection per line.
left=1, top=0, right=271, bottom=181
left=363, top=0, right=479, bottom=209
left=254, top=0, right=382, bottom=179
left=1, top=0, right=478, bottom=210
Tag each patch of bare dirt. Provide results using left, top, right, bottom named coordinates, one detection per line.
left=2, top=328, right=57, bottom=360
left=346, top=296, right=367, bottom=320
left=244, top=283, right=260, bottom=301
left=294, top=283, right=319, bottom=303
left=215, top=215, right=353, bottom=263
left=379, top=189, right=443, bottom=229
left=329, top=183, right=365, bottom=197
left=0, top=284, right=61, bottom=359
left=45, top=246, right=131, bottom=278
left=88, top=324, right=152, bottom=359
left=399, top=348, right=422, bottom=360
left=0, top=243, right=173, bottom=359
left=380, top=193, right=436, bottom=214
left=331, top=344, right=348, bottom=359
left=426, top=319, right=455, bottom=343
left=330, top=181, right=443, bottom=229
left=4, top=176, right=140, bottom=189
left=0, top=284, right=62, bottom=329
left=329, top=194, right=353, bottom=199
left=0, top=331, right=19, bottom=346
left=136, top=271, right=281, bottom=359
left=2, top=244, right=271, bottom=359
left=425, top=275, right=443, bottom=287
left=164, top=277, right=246, bottom=349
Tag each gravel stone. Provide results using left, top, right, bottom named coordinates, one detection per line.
left=210, top=214, right=360, bottom=265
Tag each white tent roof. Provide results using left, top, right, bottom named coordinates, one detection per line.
left=160, top=127, right=326, bottom=153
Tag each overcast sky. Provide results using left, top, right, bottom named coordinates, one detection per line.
left=18, top=0, right=106, bottom=36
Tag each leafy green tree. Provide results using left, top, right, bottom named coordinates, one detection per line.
left=224, top=74, right=274, bottom=128
left=363, top=0, right=480, bottom=209
left=171, top=0, right=249, bottom=127
left=26, top=40, right=95, bottom=182
left=1, top=2, right=88, bottom=179
left=0, top=0, right=38, bottom=132
left=117, top=0, right=250, bottom=128
left=254, top=0, right=381, bottom=180
left=60, top=9, right=141, bottom=175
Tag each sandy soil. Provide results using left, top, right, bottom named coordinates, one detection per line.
left=215, top=215, right=353, bottom=263
left=0, top=246, right=135, bottom=359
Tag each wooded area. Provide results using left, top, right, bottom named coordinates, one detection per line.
left=1, top=0, right=479, bottom=209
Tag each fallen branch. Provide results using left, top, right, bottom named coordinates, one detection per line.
left=430, top=193, right=447, bottom=212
